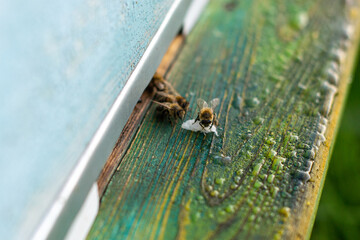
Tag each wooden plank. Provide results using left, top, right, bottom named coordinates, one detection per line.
left=97, top=36, right=185, bottom=196
left=88, top=0, right=360, bottom=239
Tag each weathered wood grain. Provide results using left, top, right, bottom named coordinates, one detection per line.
left=88, top=0, right=360, bottom=239
left=97, top=36, right=185, bottom=196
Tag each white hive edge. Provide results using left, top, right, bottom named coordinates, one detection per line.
left=64, top=183, right=99, bottom=240
left=183, top=0, right=209, bottom=35
left=31, top=0, right=196, bottom=239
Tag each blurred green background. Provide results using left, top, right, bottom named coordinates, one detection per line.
left=311, top=51, right=360, bottom=239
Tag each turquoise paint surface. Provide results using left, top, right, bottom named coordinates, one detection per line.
left=0, top=0, right=174, bottom=239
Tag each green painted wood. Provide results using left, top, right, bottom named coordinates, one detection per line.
left=88, top=0, right=360, bottom=239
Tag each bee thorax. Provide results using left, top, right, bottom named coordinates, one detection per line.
left=200, top=109, right=213, bottom=119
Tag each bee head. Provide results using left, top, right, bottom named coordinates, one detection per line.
left=200, top=119, right=211, bottom=127
left=177, top=109, right=185, bottom=120
left=176, top=96, right=189, bottom=111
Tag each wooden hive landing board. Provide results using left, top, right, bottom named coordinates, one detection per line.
left=88, top=0, right=360, bottom=239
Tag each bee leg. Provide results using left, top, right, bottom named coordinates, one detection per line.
left=167, top=114, right=174, bottom=126
left=155, top=107, right=164, bottom=121
left=154, top=92, right=162, bottom=101
left=193, top=114, right=200, bottom=125
left=209, top=114, right=217, bottom=130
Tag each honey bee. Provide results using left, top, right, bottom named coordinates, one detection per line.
left=155, top=91, right=189, bottom=111
left=153, top=100, right=185, bottom=125
left=151, top=73, right=167, bottom=91
left=194, top=98, right=220, bottom=129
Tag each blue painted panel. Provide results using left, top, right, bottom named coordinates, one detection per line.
left=0, top=0, right=174, bottom=239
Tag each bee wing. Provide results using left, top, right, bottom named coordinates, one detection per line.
left=152, top=100, right=170, bottom=109
left=164, top=81, right=180, bottom=96
left=197, top=98, right=208, bottom=109
left=155, top=91, right=170, bottom=98
left=210, top=98, right=220, bottom=110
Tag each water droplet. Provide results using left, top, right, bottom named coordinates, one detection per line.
left=274, top=231, right=283, bottom=240
left=270, top=186, right=279, bottom=197
left=278, top=207, right=291, bottom=218
left=212, top=154, right=232, bottom=166
left=253, top=207, right=260, bottom=214
left=205, top=185, right=213, bottom=192
left=314, top=132, right=326, bottom=147
left=290, top=134, right=299, bottom=142
left=246, top=151, right=253, bottom=158
left=225, top=205, right=235, bottom=213
left=245, top=97, right=260, bottom=108
left=210, top=190, right=219, bottom=197
left=267, top=149, right=277, bottom=159
left=215, top=177, right=225, bottom=185
left=297, top=143, right=309, bottom=149
left=321, top=81, right=337, bottom=117
left=342, top=23, right=354, bottom=40
left=252, top=163, right=262, bottom=176
left=219, top=210, right=226, bottom=216
left=285, top=150, right=297, bottom=158
left=295, top=170, right=311, bottom=182
left=234, top=176, right=241, bottom=184
left=320, top=116, right=328, bottom=125
left=253, top=117, right=264, bottom=125
left=325, top=68, right=339, bottom=85
left=327, top=61, right=339, bottom=73
left=318, top=124, right=326, bottom=135
left=329, top=48, right=345, bottom=64
left=272, top=157, right=286, bottom=170
left=259, top=174, right=267, bottom=180
left=265, top=137, right=276, bottom=145
left=304, top=149, right=316, bottom=159
left=303, top=161, right=314, bottom=172
left=298, top=83, right=307, bottom=90
left=232, top=94, right=242, bottom=110
left=267, top=174, right=275, bottom=183
left=289, top=12, right=308, bottom=31
left=254, top=180, right=263, bottom=188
